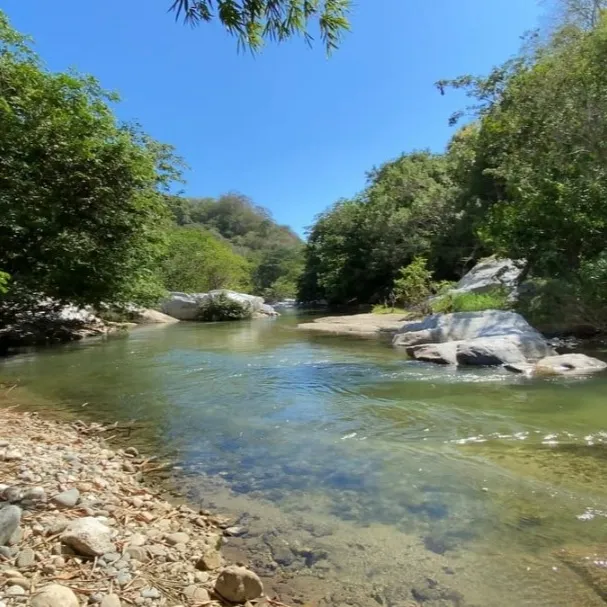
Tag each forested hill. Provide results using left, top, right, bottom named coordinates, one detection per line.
left=163, top=194, right=304, bottom=301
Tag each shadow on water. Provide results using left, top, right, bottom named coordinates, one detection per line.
left=3, top=317, right=607, bottom=605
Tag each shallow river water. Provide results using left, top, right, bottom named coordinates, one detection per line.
left=3, top=314, right=607, bottom=606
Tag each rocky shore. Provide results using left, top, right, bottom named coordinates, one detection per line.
left=0, top=407, right=273, bottom=607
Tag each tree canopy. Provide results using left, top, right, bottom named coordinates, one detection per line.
left=0, top=11, right=181, bottom=317
left=170, top=0, right=350, bottom=52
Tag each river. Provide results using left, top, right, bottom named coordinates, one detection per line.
left=2, top=313, right=607, bottom=606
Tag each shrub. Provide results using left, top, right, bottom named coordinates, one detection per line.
left=393, top=257, right=434, bottom=308
left=371, top=304, right=409, bottom=315
left=196, top=293, right=252, bottom=321
left=431, top=288, right=510, bottom=314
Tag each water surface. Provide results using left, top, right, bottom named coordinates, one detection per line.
left=3, top=314, right=607, bottom=606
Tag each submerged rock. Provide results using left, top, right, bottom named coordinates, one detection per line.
left=534, top=353, right=607, bottom=376
left=215, top=565, right=264, bottom=603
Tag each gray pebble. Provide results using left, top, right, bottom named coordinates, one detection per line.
left=115, top=570, right=132, bottom=587
left=16, top=547, right=35, bottom=568
left=51, top=488, right=80, bottom=508
left=6, top=585, right=26, bottom=596
left=140, top=587, right=160, bottom=599
left=0, top=505, right=21, bottom=546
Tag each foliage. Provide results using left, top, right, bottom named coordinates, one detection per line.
left=431, top=288, right=510, bottom=314
left=393, top=257, right=434, bottom=308
left=161, top=226, right=251, bottom=293
left=0, top=272, right=9, bottom=295
left=517, top=253, right=607, bottom=334
left=0, top=12, right=181, bottom=319
left=371, top=304, right=409, bottom=315
left=169, top=0, right=350, bottom=53
left=299, top=150, right=481, bottom=304
left=196, top=292, right=252, bottom=321
left=167, top=193, right=303, bottom=298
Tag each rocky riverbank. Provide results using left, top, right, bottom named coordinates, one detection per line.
left=0, top=407, right=273, bottom=607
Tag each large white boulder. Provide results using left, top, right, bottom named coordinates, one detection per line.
left=395, top=310, right=553, bottom=367
left=450, top=256, right=523, bottom=296
left=161, top=291, right=277, bottom=321
left=534, top=353, right=607, bottom=376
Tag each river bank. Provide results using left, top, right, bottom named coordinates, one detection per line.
left=0, top=402, right=272, bottom=607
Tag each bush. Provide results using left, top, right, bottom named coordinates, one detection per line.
left=393, top=257, right=434, bottom=308
left=516, top=254, right=607, bottom=335
left=431, top=288, right=510, bottom=314
left=371, top=304, right=409, bottom=315
left=196, top=293, right=252, bottom=321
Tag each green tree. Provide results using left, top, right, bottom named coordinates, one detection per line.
left=0, top=12, right=181, bottom=317
left=170, top=0, right=350, bottom=53
left=162, top=226, right=251, bottom=292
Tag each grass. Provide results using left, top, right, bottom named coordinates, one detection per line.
left=371, top=304, right=409, bottom=315
left=431, top=288, right=511, bottom=314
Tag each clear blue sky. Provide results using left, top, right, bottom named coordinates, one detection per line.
left=4, top=0, right=542, bottom=236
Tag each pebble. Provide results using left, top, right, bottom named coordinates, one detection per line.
left=31, top=583, right=79, bottom=607
left=166, top=532, right=189, bottom=545
left=4, top=450, right=23, bottom=461
left=140, top=587, right=160, bottom=599
left=124, top=447, right=139, bottom=457
left=6, top=585, right=26, bottom=596
left=61, top=517, right=115, bottom=556
left=16, top=547, right=35, bottom=568
left=100, top=594, right=122, bottom=607
left=196, top=549, right=223, bottom=571
left=115, top=571, right=132, bottom=587
left=215, top=566, right=264, bottom=603
left=126, top=546, right=148, bottom=562
left=51, top=488, right=80, bottom=508
left=127, top=533, right=147, bottom=546
left=0, top=505, right=22, bottom=546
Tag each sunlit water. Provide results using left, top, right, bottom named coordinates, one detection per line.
left=3, top=314, right=607, bottom=605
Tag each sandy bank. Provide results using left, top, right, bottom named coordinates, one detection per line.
left=297, top=313, right=408, bottom=338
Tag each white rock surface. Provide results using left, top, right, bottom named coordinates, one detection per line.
left=60, top=517, right=115, bottom=556
left=534, top=353, right=607, bottom=376
left=450, top=257, right=523, bottom=296
left=395, top=310, right=553, bottom=367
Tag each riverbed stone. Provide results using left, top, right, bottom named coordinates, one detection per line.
left=534, top=353, right=607, bottom=376
left=196, top=548, right=223, bottom=571
left=60, top=517, right=114, bottom=556
left=100, top=595, right=122, bottom=607
left=407, top=342, right=457, bottom=365
left=16, top=547, right=35, bottom=568
left=0, top=506, right=21, bottom=546
left=215, top=565, right=264, bottom=603
left=166, top=531, right=189, bottom=545
left=51, top=488, right=80, bottom=508
left=31, top=584, right=79, bottom=607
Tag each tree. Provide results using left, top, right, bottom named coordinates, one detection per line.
left=162, top=226, right=251, bottom=292
left=0, top=12, right=181, bottom=316
left=170, top=0, right=350, bottom=52
left=545, top=0, right=607, bottom=29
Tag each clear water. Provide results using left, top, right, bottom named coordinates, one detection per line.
left=3, top=314, right=607, bottom=606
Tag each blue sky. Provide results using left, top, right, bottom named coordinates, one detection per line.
left=4, top=0, right=542, bottom=236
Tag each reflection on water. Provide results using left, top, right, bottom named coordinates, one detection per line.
left=3, top=316, right=607, bottom=605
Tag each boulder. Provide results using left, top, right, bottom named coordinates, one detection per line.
left=31, top=584, right=79, bottom=607
left=394, top=310, right=553, bottom=367
left=450, top=257, right=523, bottom=296
left=534, top=354, right=607, bottom=376
left=60, top=517, right=114, bottom=556
left=215, top=565, right=264, bottom=603
left=161, top=291, right=277, bottom=321
left=407, top=343, right=457, bottom=365
left=161, top=292, right=205, bottom=321
left=134, top=309, right=180, bottom=324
